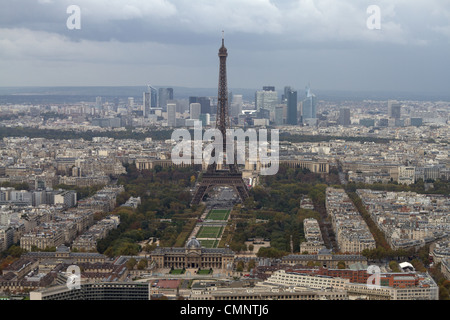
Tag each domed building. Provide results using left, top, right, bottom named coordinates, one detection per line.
left=186, top=237, right=202, bottom=250
left=150, top=237, right=234, bottom=271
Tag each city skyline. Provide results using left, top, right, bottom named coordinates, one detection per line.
left=0, top=0, right=450, bottom=94
left=0, top=1, right=448, bottom=304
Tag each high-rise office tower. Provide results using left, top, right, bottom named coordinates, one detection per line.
left=232, top=94, right=243, bottom=106
left=255, top=86, right=278, bottom=113
left=282, top=86, right=292, bottom=103
left=388, top=100, right=402, bottom=119
left=263, top=86, right=275, bottom=91
left=158, top=88, right=174, bottom=111
left=189, top=96, right=211, bottom=115
left=275, top=106, right=284, bottom=126
left=95, top=96, right=102, bottom=108
left=338, top=107, right=351, bottom=126
left=150, top=86, right=157, bottom=108
left=127, top=97, right=134, bottom=115
left=143, top=92, right=150, bottom=118
left=190, top=103, right=201, bottom=120
left=302, top=85, right=317, bottom=122
left=230, top=94, right=243, bottom=117
left=199, top=113, right=210, bottom=126
left=188, top=96, right=198, bottom=106
left=144, top=85, right=158, bottom=117
left=167, top=103, right=177, bottom=127
left=286, top=88, right=298, bottom=125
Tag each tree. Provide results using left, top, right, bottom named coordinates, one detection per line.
left=104, top=247, right=114, bottom=258
left=439, top=286, right=449, bottom=300
left=126, top=258, right=137, bottom=270
left=236, top=261, right=244, bottom=272
left=389, top=260, right=401, bottom=272
left=411, top=259, right=427, bottom=273
left=247, top=259, right=256, bottom=272
left=337, top=261, right=346, bottom=269
left=137, top=259, right=148, bottom=270
left=256, top=247, right=288, bottom=259
left=230, top=242, right=243, bottom=253
left=7, top=245, right=26, bottom=258
left=143, top=244, right=157, bottom=252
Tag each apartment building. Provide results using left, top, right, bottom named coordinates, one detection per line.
left=300, top=218, right=325, bottom=254
left=326, top=188, right=376, bottom=253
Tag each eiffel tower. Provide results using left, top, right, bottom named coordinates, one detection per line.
left=191, top=33, right=249, bottom=206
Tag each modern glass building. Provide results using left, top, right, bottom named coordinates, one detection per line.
left=302, top=85, right=317, bottom=123
left=286, top=88, right=298, bottom=125
left=255, top=86, right=278, bottom=113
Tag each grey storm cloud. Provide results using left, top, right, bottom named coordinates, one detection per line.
left=0, top=0, right=449, bottom=91
left=2, top=0, right=449, bottom=45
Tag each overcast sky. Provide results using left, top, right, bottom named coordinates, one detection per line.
left=1, top=0, right=449, bottom=94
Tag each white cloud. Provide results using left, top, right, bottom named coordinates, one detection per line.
left=3, top=0, right=449, bottom=45
left=76, top=0, right=177, bottom=20
left=432, top=25, right=450, bottom=38
left=1, top=0, right=450, bottom=89
left=172, top=0, right=283, bottom=34
left=0, top=27, right=208, bottom=65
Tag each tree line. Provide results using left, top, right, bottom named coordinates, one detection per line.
left=96, top=164, right=200, bottom=257
left=0, top=126, right=174, bottom=141
left=226, top=166, right=331, bottom=258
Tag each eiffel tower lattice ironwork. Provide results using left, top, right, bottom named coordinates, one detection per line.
left=191, top=33, right=249, bottom=206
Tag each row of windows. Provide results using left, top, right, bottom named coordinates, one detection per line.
left=164, top=257, right=222, bottom=262
left=43, top=286, right=149, bottom=300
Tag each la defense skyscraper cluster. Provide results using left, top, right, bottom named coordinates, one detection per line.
left=282, top=84, right=317, bottom=126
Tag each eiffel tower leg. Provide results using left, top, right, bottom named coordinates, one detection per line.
left=234, top=181, right=249, bottom=202
left=191, top=183, right=209, bottom=205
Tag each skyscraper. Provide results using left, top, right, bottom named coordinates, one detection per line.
left=263, top=86, right=275, bottom=91
left=286, top=88, right=298, bottom=125
left=149, top=85, right=157, bottom=108
left=144, top=85, right=157, bottom=116
left=190, top=103, right=201, bottom=120
left=230, top=94, right=243, bottom=118
left=199, top=113, right=210, bottom=126
left=189, top=96, right=211, bottom=115
left=282, top=86, right=292, bottom=104
left=167, top=103, right=176, bottom=127
left=143, top=91, right=150, bottom=118
left=127, top=97, right=134, bottom=115
left=388, top=100, right=402, bottom=119
left=158, top=88, right=174, bottom=111
left=302, top=85, right=316, bottom=119
left=255, top=86, right=278, bottom=113
left=95, top=96, right=102, bottom=108
left=275, top=106, right=284, bottom=126
left=338, top=107, right=351, bottom=126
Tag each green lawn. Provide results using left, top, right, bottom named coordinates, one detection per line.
left=169, top=269, right=185, bottom=275
left=196, top=226, right=223, bottom=239
left=206, top=209, right=231, bottom=221
left=197, top=269, right=213, bottom=275
left=199, top=239, right=219, bottom=248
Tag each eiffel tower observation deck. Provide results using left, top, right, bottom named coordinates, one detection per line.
left=191, top=33, right=249, bottom=206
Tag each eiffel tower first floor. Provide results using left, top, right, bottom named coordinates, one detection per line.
left=191, top=170, right=249, bottom=205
